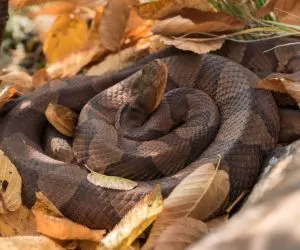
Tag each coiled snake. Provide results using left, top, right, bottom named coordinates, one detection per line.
left=1, top=39, right=293, bottom=229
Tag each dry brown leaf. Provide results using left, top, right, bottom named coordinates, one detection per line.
left=0, top=84, right=18, bottom=109
left=100, top=0, right=131, bottom=51
left=0, top=150, right=22, bottom=213
left=45, top=103, right=78, bottom=137
left=0, top=71, right=33, bottom=94
left=255, top=72, right=300, bottom=106
left=158, top=36, right=224, bottom=54
left=259, top=0, right=300, bottom=25
left=32, top=69, right=48, bottom=89
left=154, top=217, right=208, bottom=250
left=46, top=41, right=104, bottom=79
left=130, top=0, right=216, bottom=19
left=99, top=185, right=163, bottom=250
left=0, top=206, right=37, bottom=236
left=130, top=0, right=180, bottom=19
left=142, top=162, right=229, bottom=250
left=32, top=210, right=105, bottom=242
left=87, top=46, right=148, bottom=76
left=152, top=14, right=244, bottom=36
left=0, top=236, right=65, bottom=250
left=206, top=215, right=228, bottom=231
left=43, top=14, right=89, bottom=64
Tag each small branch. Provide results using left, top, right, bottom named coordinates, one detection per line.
left=0, top=0, right=9, bottom=47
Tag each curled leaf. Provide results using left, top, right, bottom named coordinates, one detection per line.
left=32, top=210, right=105, bottom=242
left=255, top=71, right=300, bottom=108
left=158, top=36, right=224, bottom=54
left=99, top=185, right=163, bottom=250
left=45, top=103, right=78, bottom=137
left=0, top=150, right=22, bottom=213
left=85, top=165, right=138, bottom=191
left=100, top=0, right=131, bottom=51
left=143, top=161, right=230, bottom=250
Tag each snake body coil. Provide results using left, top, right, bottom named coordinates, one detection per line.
left=0, top=48, right=279, bottom=229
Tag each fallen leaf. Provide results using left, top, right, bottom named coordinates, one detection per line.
left=0, top=206, right=36, bottom=236
left=87, top=46, right=149, bottom=76
left=0, top=150, right=22, bottom=213
left=99, top=0, right=131, bottom=51
left=45, top=103, right=78, bottom=137
left=255, top=71, right=300, bottom=107
left=85, top=164, right=138, bottom=191
left=99, top=185, right=163, bottom=250
left=206, top=215, right=228, bottom=231
left=154, top=217, right=208, bottom=250
left=43, top=14, right=89, bottom=64
left=259, top=0, right=300, bottom=25
left=32, top=69, right=48, bottom=89
left=152, top=14, right=244, bottom=36
left=0, top=71, right=33, bottom=94
left=0, top=84, right=18, bottom=109
left=32, top=210, right=105, bottom=242
left=158, top=36, right=224, bottom=54
left=33, top=15, right=57, bottom=41
left=143, top=162, right=229, bottom=250
left=32, top=192, right=63, bottom=217
left=130, top=0, right=216, bottom=19
left=46, top=42, right=104, bottom=79
left=0, top=236, right=65, bottom=250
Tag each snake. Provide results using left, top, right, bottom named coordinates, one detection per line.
left=2, top=38, right=300, bottom=230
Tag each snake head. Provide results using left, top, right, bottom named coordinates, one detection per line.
left=131, top=59, right=168, bottom=113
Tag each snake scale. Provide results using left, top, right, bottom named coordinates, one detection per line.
left=2, top=38, right=300, bottom=230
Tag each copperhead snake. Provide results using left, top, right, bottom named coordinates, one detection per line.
left=1, top=38, right=300, bottom=230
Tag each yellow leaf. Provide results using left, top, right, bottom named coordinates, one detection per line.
left=0, top=236, right=65, bottom=250
left=154, top=217, right=208, bottom=250
left=32, top=210, right=105, bottom=242
left=99, top=0, right=131, bottom=51
left=45, top=103, right=78, bottom=137
left=99, top=185, right=163, bottom=250
left=0, top=150, right=22, bottom=213
left=43, top=14, right=89, bottom=64
left=46, top=41, right=104, bottom=79
left=85, top=164, right=138, bottom=191
left=0, top=206, right=36, bottom=237
left=143, top=161, right=230, bottom=250
left=32, top=192, right=63, bottom=217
